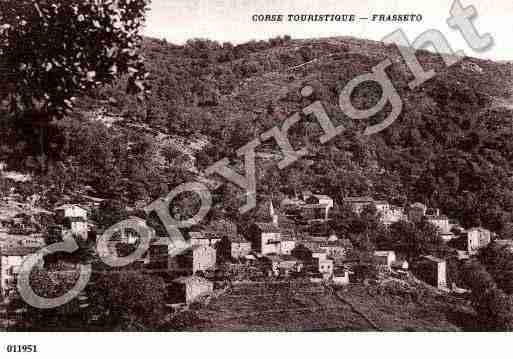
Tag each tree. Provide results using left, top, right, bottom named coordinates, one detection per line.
left=91, top=200, right=128, bottom=229
left=0, top=0, right=150, bottom=118
left=460, top=260, right=513, bottom=330
left=480, top=242, right=513, bottom=295
left=383, top=220, right=443, bottom=259
left=161, top=145, right=189, bottom=169
left=474, top=288, right=513, bottom=330
left=328, top=204, right=359, bottom=236
left=24, top=268, right=86, bottom=330
left=89, top=271, right=167, bottom=330
left=460, top=259, right=496, bottom=293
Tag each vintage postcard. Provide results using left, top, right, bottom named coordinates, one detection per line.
left=0, top=0, right=512, bottom=354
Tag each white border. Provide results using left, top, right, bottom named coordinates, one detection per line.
left=0, top=332, right=510, bottom=359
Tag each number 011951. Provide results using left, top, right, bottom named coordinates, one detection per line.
left=6, top=345, right=38, bottom=353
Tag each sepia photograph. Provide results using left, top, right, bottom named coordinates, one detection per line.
left=0, top=0, right=513, bottom=354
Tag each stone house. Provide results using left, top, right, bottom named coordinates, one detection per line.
left=279, top=230, right=296, bottom=255
left=54, top=204, right=88, bottom=221
left=474, top=227, right=491, bottom=248
left=168, top=276, right=213, bottom=304
left=205, top=219, right=238, bottom=238
left=450, top=227, right=491, bottom=254
left=300, top=204, right=330, bottom=222
left=6, top=214, right=38, bottom=234
left=188, top=231, right=221, bottom=248
left=292, top=242, right=333, bottom=277
left=1, top=247, right=44, bottom=301
left=109, top=217, right=156, bottom=245
left=319, top=239, right=351, bottom=263
left=172, top=245, right=216, bottom=274
left=302, top=193, right=334, bottom=220
left=247, top=222, right=281, bottom=256
left=318, top=258, right=334, bottom=277
left=0, top=233, right=45, bottom=248
left=391, top=259, right=409, bottom=271
left=332, top=268, right=350, bottom=286
left=381, top=205, right=406, bottom=225
left=413, top=255, right=447, bottom=289
left=374, top=200, right=391, bottom=214
left=425, top=209, right=451, bottom=234
left=54, top=204, right=92, bottom=240
left=343, top=196, right=376, bottom=215
left=450, top=230, right=481, bottom=254
left=344, top=197, right=403, bottom=225
left=147, top=238, right=171, bottom=269
left=292, top=242, right=326, bottom=262
left=229, top=235, right=252, bottom=260
left=188, top=232, right=211, bottom=247
left=264, top=254, right=302, bottom=277
left=373, top=250, right=397, bottom=268
left=146, top=235, right=189, bottom=269
left=408, top=202, right=427, bottom=223
left=440, top=232, right=459, bottom=244
left=68, top=220, right=90, bottom=240
left=310, top=194, right=334, bottom=211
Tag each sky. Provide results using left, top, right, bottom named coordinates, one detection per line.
left=143, top=0, right=513, bottom=61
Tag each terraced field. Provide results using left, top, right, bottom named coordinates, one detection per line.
left=172, top=280, right=474, bottom=331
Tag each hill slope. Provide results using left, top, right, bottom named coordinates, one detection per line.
left=2, top=35, right=513, bottom=233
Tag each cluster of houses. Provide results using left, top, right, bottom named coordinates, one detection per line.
left=346, top=197, right=492, bottom=254
left=0, top=200, right=98, bottom=311
left=0, top=192, right=497, bottom=312
left=407, top=202, right=492, bottom=256
left=343, top=197, right=493, bottom=289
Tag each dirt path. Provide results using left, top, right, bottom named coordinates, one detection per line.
left=332, top=290, right=381, bottom=331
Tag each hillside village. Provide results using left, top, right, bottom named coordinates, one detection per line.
left=0, top=183, right=503, bottom=330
